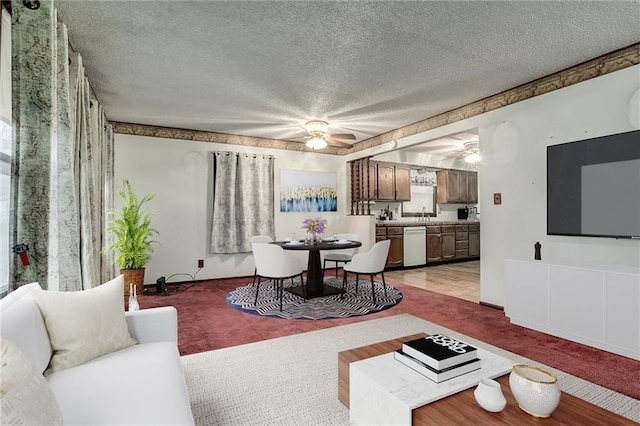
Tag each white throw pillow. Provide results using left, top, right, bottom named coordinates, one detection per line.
left=0, top=337, right=63, bottom=425
left=33, top=275, right=136, bottom=375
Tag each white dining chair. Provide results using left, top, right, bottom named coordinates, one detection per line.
left=323, top=233, right=359, bottom=278
left=251, top=242, right=305, bottom=311
left=342, top=239, right=391, bottom=303
left=250, top=235, right=273, bottom=288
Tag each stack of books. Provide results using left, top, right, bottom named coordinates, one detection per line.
left=394, top=334, right=480, bottom=383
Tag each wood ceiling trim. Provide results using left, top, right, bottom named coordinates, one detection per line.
left=113, top=43, right=639, bottom=156
left=111, top=123, right=350, bottom=155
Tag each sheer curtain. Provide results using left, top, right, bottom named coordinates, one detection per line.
left=10, top=2, right=113, bottom=291
left=210, top=152, right=275, bottom=254
left=102, top=123, right=115, bottom=281
left=72, top=53, right=101, bottom=288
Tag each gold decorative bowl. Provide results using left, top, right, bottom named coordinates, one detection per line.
left=509, top=364, right=561, bottom=418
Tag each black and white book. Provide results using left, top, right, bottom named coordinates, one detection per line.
left=401, top=334, right=478, bottom=370
left=394, top=350, right=481, bottom=383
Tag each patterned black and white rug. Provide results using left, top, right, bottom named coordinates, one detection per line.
left=225, top=277, right=403, bottom=320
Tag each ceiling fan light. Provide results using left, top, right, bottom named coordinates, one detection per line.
left=464, top=152, right=481, bottom=163
left=306, top=137, right=327, bottom=149
left=305, top=120, right=329, bottom=134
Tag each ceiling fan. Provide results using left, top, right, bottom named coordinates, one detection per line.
left=439, top=139, right=480, bottom=164
left=462, top=140, right=481, bottom=164
left=302, top=120, right=356, bottom=149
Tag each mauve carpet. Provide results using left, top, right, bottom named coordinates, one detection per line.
left=136, top=276, right=640, bottom=400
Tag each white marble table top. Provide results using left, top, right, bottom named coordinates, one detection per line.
left=350, top=348, right=514, bottom=426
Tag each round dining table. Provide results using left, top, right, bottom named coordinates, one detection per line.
left=273, top=239, right=362, bottom=299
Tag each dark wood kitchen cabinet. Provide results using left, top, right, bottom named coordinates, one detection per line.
left=468, top=224, right=480, bottom=257
left=376, top=226, right=403, bottom=268
left=350, top=161, right=411, bottom=204
left=375, top=163, right=411, bottom=202
left=454, top=224, right=480, bottom=259
left=376, top=164, right=396, bottom=200
left=426, top=226, right=442, bottom=262
left=394, top=166, right=411, bottom=200
left=441, top=225, right=456, bottom=260
left=436, top=170, right=478, bottom=204
left=426, top=225, right=455, bottom=262
left=436, top=171, right=460, bottom=204
left=386, top=227, right=404, bottom=267
left=455, top=224, right=469, bottom=258
left=467, top=174, right=478, bottom=204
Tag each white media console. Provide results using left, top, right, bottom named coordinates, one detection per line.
left=505, top=259, right=639, bottom=360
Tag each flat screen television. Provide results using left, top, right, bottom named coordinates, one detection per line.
left=547, top=129, right=640, bottom=239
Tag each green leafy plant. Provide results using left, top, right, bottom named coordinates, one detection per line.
left=104, top=179, right=158, bottom=269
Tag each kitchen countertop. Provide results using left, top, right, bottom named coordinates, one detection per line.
left=376, top=219, right=480, bottom=226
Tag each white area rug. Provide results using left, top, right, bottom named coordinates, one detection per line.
left=181, top=314, right=640, bottom=425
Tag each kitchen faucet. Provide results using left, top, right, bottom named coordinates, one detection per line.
left=421, top=206, right=426, bottom=222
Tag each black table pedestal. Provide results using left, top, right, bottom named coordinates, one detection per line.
left=286, top=250, right=344, bottom=299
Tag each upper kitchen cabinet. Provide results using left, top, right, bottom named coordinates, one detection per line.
left=436, top=170, right=478, bottom=204
left=376, top=162, right=411, bottom=201
left=350, top=158, right=411, bottom=214
left=395, top=166, right=411, bottom=200
left=376, top=163, right=395, bottom=200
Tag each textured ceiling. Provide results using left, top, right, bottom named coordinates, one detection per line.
left=55, top=1, right=640, bottom=150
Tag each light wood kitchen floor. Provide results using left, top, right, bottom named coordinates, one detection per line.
left=385, top=260, right=480, bottom=303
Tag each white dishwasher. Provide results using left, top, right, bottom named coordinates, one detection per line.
left=403, top=226, right=426, bottom=267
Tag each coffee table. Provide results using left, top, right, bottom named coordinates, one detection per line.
left=338, top=334, right=636, bottom=425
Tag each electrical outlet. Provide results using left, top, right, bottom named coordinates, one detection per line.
left=198, top=259, right=204, bottom=268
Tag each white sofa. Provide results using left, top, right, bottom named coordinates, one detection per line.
left=0, top=280, right=194, bottom=425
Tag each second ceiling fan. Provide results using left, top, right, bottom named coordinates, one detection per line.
left=302, top=120, right=356, bottom=149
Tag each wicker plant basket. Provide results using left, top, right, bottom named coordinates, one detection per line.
left=121, top=268, right=145, bottom=296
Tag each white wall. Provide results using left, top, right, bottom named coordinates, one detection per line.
left=348, top=65, right=640, bottom=307
left=114, top=136, right=367, bottom=284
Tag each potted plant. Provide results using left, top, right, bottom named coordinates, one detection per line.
left=104, top=179, right=158, bottom=296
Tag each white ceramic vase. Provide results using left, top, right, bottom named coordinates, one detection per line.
left=474, top=378, right=507, bottom=413
left=509, top=364, right=560, bottom=418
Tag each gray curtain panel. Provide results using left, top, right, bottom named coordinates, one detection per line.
left=10, top=3, right=113, bottom=291
left=102, top=123, right=116, bottom=282
left=210, top=152, right=275, bottom=254
left=73, top=55, right=103, bottom=289
left=11, top=2, right=81, bottom=291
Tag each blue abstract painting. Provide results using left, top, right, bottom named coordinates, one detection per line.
left=280, top=169, right=337, bottom=212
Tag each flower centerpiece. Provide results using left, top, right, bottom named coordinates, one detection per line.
left=302, top=217, right=328, bottom=243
